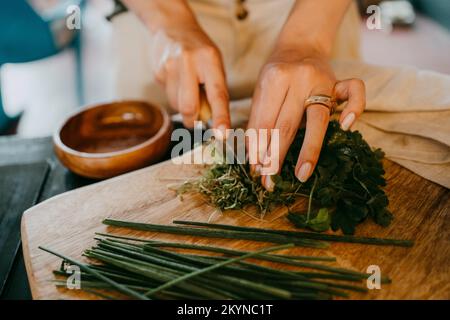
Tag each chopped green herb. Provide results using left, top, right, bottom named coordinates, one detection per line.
left=178, top=121, right=392, bottom=235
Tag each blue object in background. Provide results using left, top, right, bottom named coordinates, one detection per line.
left=0, top=89, right=9, bottom=132
left=411, top=0, right=450, bottom=31
left=0, top=0, right=83, bottom=133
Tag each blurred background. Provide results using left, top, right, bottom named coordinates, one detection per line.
left=0, top=0, right=449, bottom=137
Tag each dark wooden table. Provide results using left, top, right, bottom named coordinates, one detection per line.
left=0, top=135, right=96, bottom=299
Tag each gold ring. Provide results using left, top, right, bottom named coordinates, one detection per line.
left=304, top=95, right=336, bottom=115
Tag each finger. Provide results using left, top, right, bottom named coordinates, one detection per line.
left=166, top=73, right=179, bottom=111
left=247, top=65, right=289, bottom=171
left=334, top=78, right=366, bottom=131
left=295, top=104, right=330, bottom=182
left=164, top=58, right=180, bottom=111
left=198, top=50, right=231, bottom=133
left=203, top=70, right=230, bottom=133
left=261, top=89, right=304, bottom=190
left=178, top=54, right=200, bottom=128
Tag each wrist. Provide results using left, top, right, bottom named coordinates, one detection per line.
left=273, top=0, right=348, bottom=59
left=270, top=39, right=330, bottom=62
left=123, top=0, right=198, bottom=33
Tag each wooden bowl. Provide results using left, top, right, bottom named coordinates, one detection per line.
left=54, top=100, right=172, bottom=179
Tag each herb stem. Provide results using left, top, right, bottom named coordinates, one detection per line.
left=143, top=244, right=294, bottom=297
left=172, top=220, right=414, bottom=247
left=102, top=219, right=327, bottom=248
left=95, top=232, right=334, bottom=261
left=39, top=246, right=149, bottom=300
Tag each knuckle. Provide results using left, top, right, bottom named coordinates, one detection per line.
left=350, top=78, right=365, bottom=91
left=260, top=63, right=289, bottom=88
left=200, top=45, right=221, bottom=61
left=263, top=63, right=287, bottom=80
left=297, top=63, right=317, bottom=79
left=181, top=48, right=193, bottom=59
left=180, top=50, right=196, bottom=66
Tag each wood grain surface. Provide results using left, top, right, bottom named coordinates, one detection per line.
left=21, top=148, right=450, bottom=300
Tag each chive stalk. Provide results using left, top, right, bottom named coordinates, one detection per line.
left=39, top=246, right=149, bottom=300
left=41, top=222, right=391, bottom=300
left=143, top=244, right=294, bottom=297
left=96, top=232, right=335, bottom=261
left=172, top=220, right=414, bottom=247
left=102, top=218, right=328, bottom=248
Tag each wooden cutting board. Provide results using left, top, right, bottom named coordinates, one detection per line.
left=21, top=148, right=450, bottom=300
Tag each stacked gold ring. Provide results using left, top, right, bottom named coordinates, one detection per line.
left=304, top=95, right=337, bottom=115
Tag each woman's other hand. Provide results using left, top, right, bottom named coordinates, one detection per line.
left=248, top=48, right=365, bottom=190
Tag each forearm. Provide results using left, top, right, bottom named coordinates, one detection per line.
left=275, top=0, right=352, bottom=58
left=122, top=0, right=198, bottom=32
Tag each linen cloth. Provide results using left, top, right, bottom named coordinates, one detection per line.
left=111, top=0, right=450, bottom=188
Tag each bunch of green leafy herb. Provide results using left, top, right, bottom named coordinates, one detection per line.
left=178, top=121, right=392, bottom=235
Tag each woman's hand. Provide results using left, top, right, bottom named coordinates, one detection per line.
left=151, top=26, right=231, bottom=130
left=124, top=0, right=230, bottom=130
left=247, top=48, right=366, bottom=190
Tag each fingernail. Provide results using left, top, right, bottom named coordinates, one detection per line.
left=341, top=112, right=355, bottom=131
left=297, top=162, right=312, bottom=182
left=263, top=175, right=275, bottom=192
